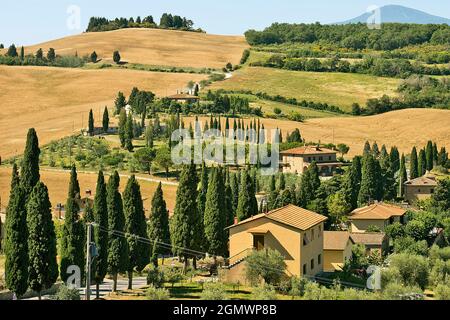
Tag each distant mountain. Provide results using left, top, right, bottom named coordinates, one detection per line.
left=337, top=5, right=450, bottom=25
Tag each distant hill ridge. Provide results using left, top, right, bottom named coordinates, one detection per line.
left=338, top=5, right=450, bottom=25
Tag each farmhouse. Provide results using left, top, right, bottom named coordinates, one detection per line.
left=280, top=146, right=342, bottom=177
left=350, top=233, right=389, bottom=256
left=349, top=203, right=407, bottom=233
left=323, top=231, right=354, bottom=272
left=404, top=175, right=437, bottom=204
left=166, top=93, right=200, bottom=104
left=225, top=205, right=327, bottom=283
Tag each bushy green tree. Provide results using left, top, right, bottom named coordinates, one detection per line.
left=93, top=171, right=108, bottom=298
left=124, top=175, right=150, bottom=289
left=4, top=173, right=29, bottom=297
left=113, top=50, right=121, bottom=64
left=107, top=172, right=128, bottom=292
left=246, top=249, right=286, bottom=286
left=26, top=182, right=58, bottom=300
left=114, top=92, right=127, bottom=115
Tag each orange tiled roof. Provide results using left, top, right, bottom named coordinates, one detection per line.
left=280, top=146, right=337, bottom=156
left=350, top=233, right=387, bottom=246
left=350, top=203, right=406, bottom=221
left=227, top=204, right=327, bottom=231
left=324, top=231, right=353, bottom=251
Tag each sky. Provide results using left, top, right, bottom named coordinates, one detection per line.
left=1, top=0, right=449, bottom=45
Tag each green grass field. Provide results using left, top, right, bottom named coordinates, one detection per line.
left=211, top=66, right=401, bottom=111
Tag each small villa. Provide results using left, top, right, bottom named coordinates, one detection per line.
left=349, top=203, right=407, bottom=233
left=323, top=231, right=354, bottom=272
left=225, top=205, right=327, bottom=283
left=404, top=175, right=438, bottom=204
left=350, top=233, right=389, bottom=256
left=280, top=146, right=342, bottom=177
left=166, top=93, right=200, bottom=104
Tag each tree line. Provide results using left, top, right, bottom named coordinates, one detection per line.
left=86, top=14, right=201, bottom=33
left=245, top=23, right=450, bottom=50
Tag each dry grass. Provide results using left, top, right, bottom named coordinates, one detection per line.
left=0, top=65, right=206, bottom=159
left=210, top=66, right=401, bottom=110
left=21, top=28, right=248, bottom=69
left=184, top=108, right=450, bottom=157
left=0, top=167, right=177, bottom=216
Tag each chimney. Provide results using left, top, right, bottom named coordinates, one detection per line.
left=234, top=217, right=238, bottom=225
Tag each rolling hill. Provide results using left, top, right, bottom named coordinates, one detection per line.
left=21, top=28, right=249, bottom=69
left=184, top=108, right=450, bottom=158
left=0, top=65, right=206, bottom=158
left=338, top=5, right=450, bottom=25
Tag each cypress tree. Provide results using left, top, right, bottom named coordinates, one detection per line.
left=88, top=109, right=94, bottom=136
left=236, top=169, right=258, bottom=221
left=93, top=171, right=108, bottom=299
left=372, top=142, right=380, bottom=158
left=102, top=107, right=109, bottom=133
left=4, top=174, right=29, bottom=297
left=278, top=173, right=286, bottom=191
left=114, top=92, right=127, bottom=115
left=124, top=176, right=150, bottom=289
left=230, top=172, right=239, bottom=215
left=26, top=182, right=58, bottom=300
left=60, top=166, right=85, bottom=283
left=432, top=143, right=439, bottom=165
left=107, top=172, right=128, bottom=292
left=426, top=141, right=434, bottom=172
left=363, top=141, right=371, bottom=155
left=224, top=169, right=234, bottom=227
left=399, top=154, right=408, bottom=197
left=10, top=163, right=20, bottom=190
left=204, top=168, right=227, bottom=256
left=298, top=162, right=321, bottom=207
left=147, top=183, right=171, bottom=267
left=389, top=146, right=400, bottom=173
left=125, top=112, right=134, bottom=152
left=21, top=128, right=40, bottom=196
left=343, top=156, right=362, bottom=210
left=269, top=175, right=276, bottom=192
left=358, top=154, right=382, bottom=206
left=418, top=149, right=427, bottom=177
left=197, top=163, right=208, bottom=224
left=170, top=164, right=199, bottom=273
left=20, top=46, right=25, bottom=62
left=118, top=109, right=127, bottom=147
left=410, top=147, right=419, bottom=180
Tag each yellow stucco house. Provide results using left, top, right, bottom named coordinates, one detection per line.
left=349, top=203, right=406, bottom=233
left=323, top=231, right=354, bottom=272
left=404, top=175, right=437, bottom=204
left=225, top=205, right=327, bottom=283
left=280, top=146, right=342, bottom=177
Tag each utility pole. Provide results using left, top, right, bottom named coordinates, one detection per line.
left=85, top=223, right=92, bottom=301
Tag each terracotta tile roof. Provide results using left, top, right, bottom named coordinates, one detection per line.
left=350, top=233, right=387, bottom=246
left=404, top=175, right=438, bottom=187
left=350, top=203, right=406, bottom=221
left=324, top=231, right=353, bottom=251
left=280, top=146, right=337, bottom=156
left=227, top=205, right=327, bottom=231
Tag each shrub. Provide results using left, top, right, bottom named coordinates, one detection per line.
left=405, top=220, right=428, bottom=241
left=273, top=107, right=282, bottom=115
left=164, top=267, right=184, bottom=288
left=251, top=284, right=278, bottom=300
left=146, top=266, right=165, bottom=288
left=246, top=249, right=286, bottom=286
left=200, top=282, right=229, bottom=300
left=434, top=284, right=450, bottom=300
left=53, top=285, right=81, bottom=300
left=145, top=285, right=170, bottom=300
left=389, top=254, right=429, bottom=289
left=385, top=222, right=405, bottom=240
left=393, top=236, right=428, bottom=256
left=382, top=283, right=423, bottom=300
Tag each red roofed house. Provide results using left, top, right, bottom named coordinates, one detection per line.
left=280, top=146, right=342, bottom=177
left=404, top=175, right=438, bottom=204
left=225, top=205, right=328, bottom=283
left=349, top=203, right=407, bottom=233
left=323, top=231, right=354, bottom=272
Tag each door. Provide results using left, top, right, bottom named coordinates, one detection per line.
left=253, top=235, right=265, bottom=251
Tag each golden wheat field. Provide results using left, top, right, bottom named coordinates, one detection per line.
left=0, top=167, right=177, bottom=216
left=20, top=28, right=248, bottom=69
left=0, top=65, right=206, bottom=159
left=184, top=108, right=450, bottom=157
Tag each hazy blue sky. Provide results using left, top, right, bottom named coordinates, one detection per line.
left=1, top=0, right=449, bottom=45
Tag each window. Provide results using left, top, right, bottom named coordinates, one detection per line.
left=431, top=189, right=435, bottom=194
left=319, top=156, right=323, bottom=161
left=308, top=157, right=311, bottom=162
left=311, top=259, right=314, bottom=270
left=303, top=264, right=307, bottom=274
left=318, top=254, right=322, bottom=265
left=311, top=229, right=315, bottom=240
left=302, top=234, right=307, bottom=246
left=329, top=156, right=332, bottom=160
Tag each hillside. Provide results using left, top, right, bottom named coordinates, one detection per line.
left=0, top=167, right=177, bottom=215
left=22, top=28, right=249, bottom=69
left=339, top=5, right=450, bottom=25
left=0, top=65, right=206, bottom=158
left=210, top=66, right=400, bottom=111
left=184, top=109, right=450, bottom=157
